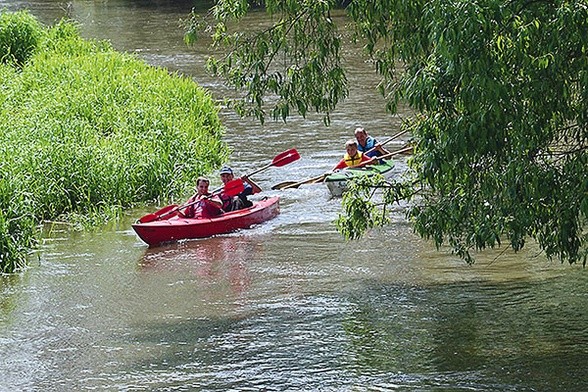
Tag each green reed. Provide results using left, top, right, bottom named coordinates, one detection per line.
left=0, top=13, right=229, bottom=273
left=0, top=10, right=43, bottom=66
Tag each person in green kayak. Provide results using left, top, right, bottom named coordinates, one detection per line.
left=182, top=177, right=223, bottom=218
left=354, top=127, right=390, bottom=159
left=218, top=166, right=262, bottom=211
left=332, top=139, right=372, bottom=171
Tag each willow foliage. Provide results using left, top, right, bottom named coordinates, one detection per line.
left=185, top=0, right=347, bottom=125
left=188, top=0, right=587, bottom=265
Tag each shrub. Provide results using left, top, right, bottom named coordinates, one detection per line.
left=0, top=15, right=228, bottom=272
left=0, top=10, right=44, bottom=66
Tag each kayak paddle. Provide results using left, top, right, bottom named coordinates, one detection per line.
left=272, top=131, right=409, bottom=190
left=137, top=178, right=245, bottom=223
left=274, top=146, right=413, bottom=190
left=137, top=204, right=179, bottom=224
left=245, top=148, right=301, bottom=177
left=272, top=172, right=330, bottom=190
left=362, top=129, right=409, bottom=157
left=352, top=145, right=414, bottom=168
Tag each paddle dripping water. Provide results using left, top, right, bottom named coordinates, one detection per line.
left=1, top=2, right=587, bottom=392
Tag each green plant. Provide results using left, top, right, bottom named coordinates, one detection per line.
left=0, top=10, right=44, bottom=66
left=0, top=15, right=228, bottom=272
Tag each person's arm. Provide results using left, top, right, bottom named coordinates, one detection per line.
left=349, top=153, right=374, bottom=168
left=241, top=176, right=262, bottom=194
left=367, top=138, right=390, bottom=157
left=375, top=143, right=391, bottom=156
left=182, top=195, right=197, bottom=218
left=332, top=158, right=347, bottom=171
left=201, top=195, right=223, bottom=209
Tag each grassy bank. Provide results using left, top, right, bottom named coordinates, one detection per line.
left=0, top=12, right=229, bottom=273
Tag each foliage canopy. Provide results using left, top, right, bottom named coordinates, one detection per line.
left=187, top=0, right=587, bottom=265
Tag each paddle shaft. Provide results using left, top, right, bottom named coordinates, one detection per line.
left=179, top=179, right=244, bottom=212
left=353, top=145, right=413, bottom=168
left=212, top=148, right=300, bottom=193
left=245, top=161, right=274, bottom=178
left=362, top=129, right=409, bottom=156
left=154, top=193, right=217, bottom=220
left=137, top=204, right=178, bottom=223
left=245, top=148, right=300, bottom=177
left=280, top=173, right=328, bottom=190
left=174, top=196, right=215, bottom=212
left=141, top=179, right=244, bottom=222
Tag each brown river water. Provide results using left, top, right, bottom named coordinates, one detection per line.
left=1, top=1, right=587, bottom=391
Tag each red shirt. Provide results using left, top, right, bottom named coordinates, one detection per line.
left=183, top=195, right=222, bottom=218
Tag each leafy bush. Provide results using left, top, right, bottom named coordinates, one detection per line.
left=0, top=10, right=44, bottom=66
left=0, top=14, right=228, bottom=272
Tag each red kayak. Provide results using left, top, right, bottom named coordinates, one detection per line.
left=132, top=197, right=280, bottom=247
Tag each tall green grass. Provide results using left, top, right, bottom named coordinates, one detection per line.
left=0, top=10, right=43, bottom=66
left=0, top=13, right=229, bottom=273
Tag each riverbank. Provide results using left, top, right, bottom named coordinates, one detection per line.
left=0, top=11, right=228, bottom=272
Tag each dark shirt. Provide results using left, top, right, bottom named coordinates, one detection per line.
left=220, top=182, right=253, bottom=211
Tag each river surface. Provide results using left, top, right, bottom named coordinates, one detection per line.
left=1, top=1, right=587, bottom=391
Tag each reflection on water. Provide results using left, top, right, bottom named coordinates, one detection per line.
left=0, top=1, right=587, bottom=391
left=139, top=236, right=261, bottom=297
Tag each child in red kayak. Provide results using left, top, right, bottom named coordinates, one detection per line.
left=183, top=177, right=223, bottom=218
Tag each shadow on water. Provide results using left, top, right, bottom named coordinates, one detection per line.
left=88, top=269, right=588, bottom=391
left=341, top=277, right=588, bottom=391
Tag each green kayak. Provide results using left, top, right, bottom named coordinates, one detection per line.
left=324, top=160, right=395, bottom=197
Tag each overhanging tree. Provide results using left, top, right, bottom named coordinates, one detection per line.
left=186, top=0, right=588, bottom=265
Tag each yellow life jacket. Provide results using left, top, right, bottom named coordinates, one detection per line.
left=344, top=152, right=364, bottom=167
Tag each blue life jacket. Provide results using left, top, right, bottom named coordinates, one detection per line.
left=357, top=136, right=381, bottom=158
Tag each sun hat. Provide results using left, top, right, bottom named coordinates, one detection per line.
left=219, top=166, right=233, bottom=175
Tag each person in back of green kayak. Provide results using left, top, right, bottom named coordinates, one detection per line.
left=332, top=139, right=372, bottom=171
left=354, top=127, right=390, bottom=159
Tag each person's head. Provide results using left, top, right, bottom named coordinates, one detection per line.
left=354, top=127, right=368, bottom=146
left=345, top=139, right=358, bottom=156
left=195, top=177, right=210, bottom=195
left=219, top=166, right=234, bottom=184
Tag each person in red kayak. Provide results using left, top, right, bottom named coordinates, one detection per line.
left=332, top=139, right=372, bottom=171
left=218, top=166, right=262, bottom=211
left=182, top=177, right=223, bottom=218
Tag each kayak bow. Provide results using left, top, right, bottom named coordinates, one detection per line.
left=324, top=161, right=395, bottom=197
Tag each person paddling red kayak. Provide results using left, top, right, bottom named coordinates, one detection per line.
left=181, top=177, right=223, bottom=218
left=132, top=148, right=300, bottom=246
left=218, top=166, right=262, bottom=212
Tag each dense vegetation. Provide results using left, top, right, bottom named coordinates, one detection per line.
left=186, top=0, right=587, bottom=265
left=0, top=11, right=228, bottom=273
